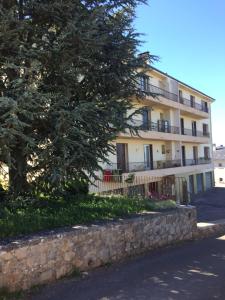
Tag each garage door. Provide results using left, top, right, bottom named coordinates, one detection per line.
left=189, top=175, right=195, bottom=195
left=205, top=172, right=213, bottom=190
left=196, top=173, right=203, bottom=193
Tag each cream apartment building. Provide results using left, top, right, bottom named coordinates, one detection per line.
left=96, top=57, right=215, bottom=201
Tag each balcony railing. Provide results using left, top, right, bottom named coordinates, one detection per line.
left=140, top=84, right=178, bottom=102
left=183, top=157, right=212, bottom=166
left=139, top=82, right=209, bottom=114
left=106, top=160, right=181, bottom=173
left=181, top=128, right=210, bottom=138
left=179, top=97, right=209, bottom=113
left=106, top=157, right=211, bottom=173
left=131, top=119, right=180, bottom=134
left=130, top=119, right=210, bottom=138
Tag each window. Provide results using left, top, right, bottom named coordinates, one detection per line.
left=204, top=147, right=210, bottom=160
left=116, top=111, right=126, bottom=123
left=192, top=121, right=197, bottom=136
left=202, top=101, right=208, bottom=113
left=190, top=95, right=195, bottom=108
left=203, top=124, right=209, bottom=136
left=142, top=108, right=149, bottom=130
left=220, top=178, right=223, bottom=182
left=140, top=76, right=149, bottom=92
left=162, top=145, right=166, bottom=154
left=180, top=118, right=184, bottom=135
left=179, top=90, right=183, bottom=100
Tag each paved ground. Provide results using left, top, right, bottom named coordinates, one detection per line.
left=30, top=235, right=225, bottom=300
left=192, top=187, right=225, bottom=221
left=27, top=187, right=225, bottom=300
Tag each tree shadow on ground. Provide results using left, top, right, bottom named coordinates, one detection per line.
left=29, top=235, right=225, bottom=300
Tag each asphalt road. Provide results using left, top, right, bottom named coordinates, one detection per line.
left=192, top=187, right=225, bottom=222
left=30, top=235, right=225, bottom=300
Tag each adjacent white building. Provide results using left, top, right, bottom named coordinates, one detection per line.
left=214, top=147, right=225, bottom=186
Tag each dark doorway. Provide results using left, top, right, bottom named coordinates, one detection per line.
left=193, top=146, right=198, bottom=164
left=192, top=121, right=197, bottom=136
left=116, top=143, right=128, bottom=172
left=182, top=145, right=186, bottom=166
left=190, top=95, right=195, bottom=108
left=180, top=118, right=184, bottom=135
left=144, top=144, right=153, bottom=170
left=142, top=108, right=150, bottom=130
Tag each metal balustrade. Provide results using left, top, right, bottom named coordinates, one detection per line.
left=130, top=119, right=210, bottom=138
left=183, top=157, right=212, bottom=166
left=140, top=83, right=178, bottom=102
left=106, top=160, right=181, bottom=173
left=181, top=128, right=210, bottom=138
left=131, top=119, right=180, bottom=134
left=179, top=97, right=209, bottom=113
left=105, top=157, right=211, bottom=173
left=139, top=81, right=209, bottom=114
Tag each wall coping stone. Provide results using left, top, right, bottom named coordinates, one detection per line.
left=0, top=206, right=194, bottom=252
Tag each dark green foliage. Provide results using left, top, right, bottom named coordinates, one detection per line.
left=0, top=195, right=176, bottom=239
left=63, top=179, right=89, bottom=196
left=0, top=183, right=6, bottom=201
left=0, top=0, right=156, bottom=195
left=145, top=199, right=177, bottom=211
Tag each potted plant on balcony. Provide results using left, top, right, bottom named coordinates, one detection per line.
left=125, top=173, right=135, bottom=184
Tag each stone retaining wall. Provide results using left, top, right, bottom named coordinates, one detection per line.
left=0, top=206, right=197, bottom=292
left=195, top=219, right=225, bottom=239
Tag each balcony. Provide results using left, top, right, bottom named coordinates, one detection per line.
left=183, top=157, right=212, bottom=166
left=181, top=128, right=210, bottom=138
left=141, top=83, right=178, bottom=102
left=129, top=119, right=210, bottom=139
left=107, top=160, right=181, bottom=173
left=140, top=81, right=209, bottom=114
left=106, top=157, right=211, bottom=174
left=131, top=119, right=180, bottom=134
left=179, top=97, right=209, bottom=113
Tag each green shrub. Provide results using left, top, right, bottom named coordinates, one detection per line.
left=145, top=199, right=177, bottom=211
left=0, top=195, right=176, bottom=239
left=63, top=179, right=89, bottom=196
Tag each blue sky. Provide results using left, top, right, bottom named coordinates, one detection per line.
left=134, top=0, right=225, bottom=146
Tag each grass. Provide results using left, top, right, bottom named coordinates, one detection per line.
left=0, top=194, right=176, bottom=239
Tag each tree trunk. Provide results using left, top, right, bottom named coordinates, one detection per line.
left=9, top=147, right=29, bottom=195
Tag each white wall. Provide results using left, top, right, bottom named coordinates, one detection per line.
left=214, top=167, right=225, bottom=184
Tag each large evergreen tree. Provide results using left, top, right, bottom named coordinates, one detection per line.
left=0, top=0, right=154, bottom=195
